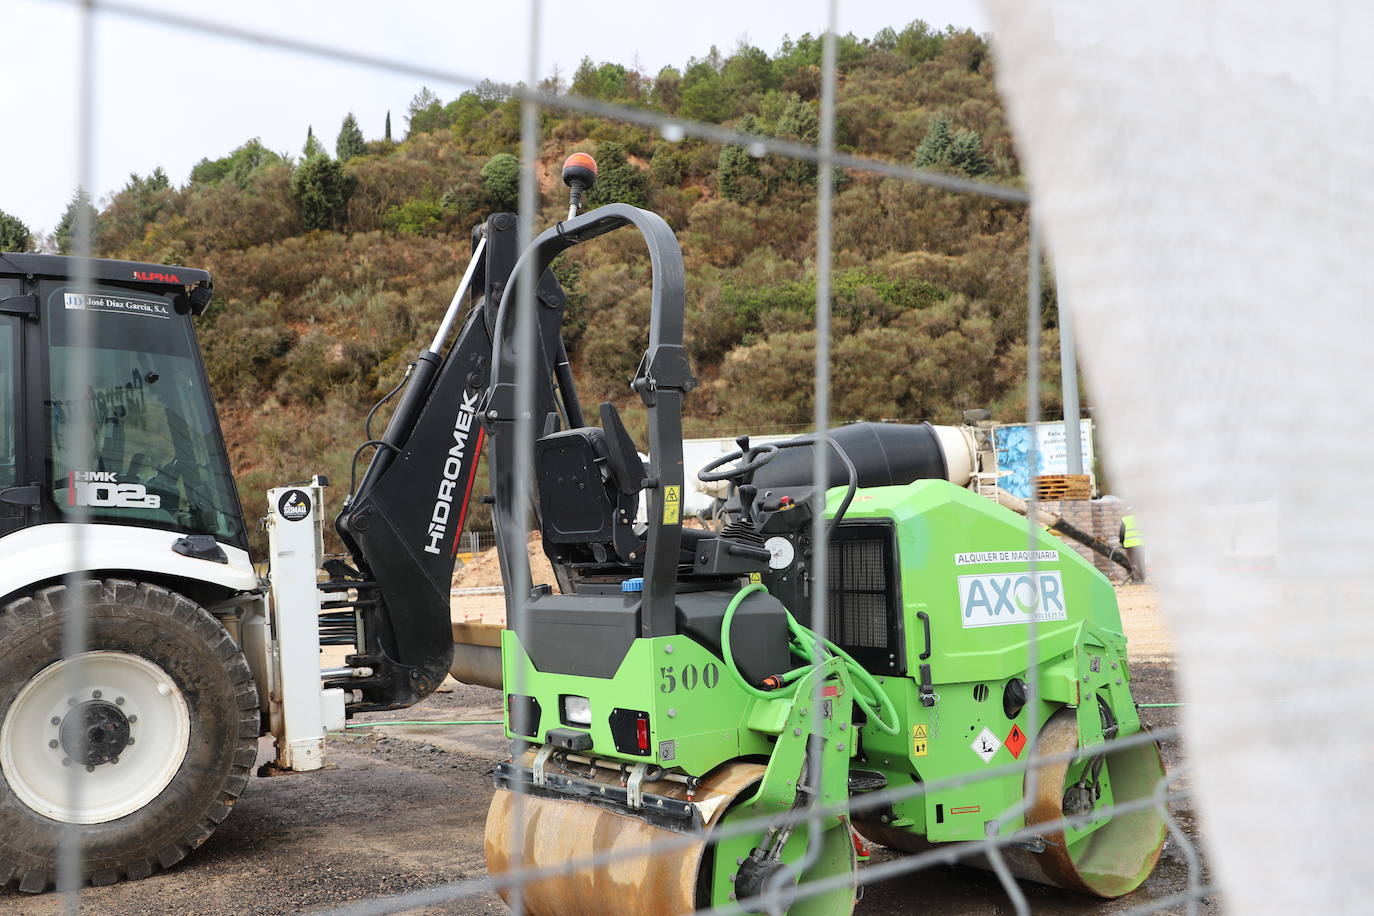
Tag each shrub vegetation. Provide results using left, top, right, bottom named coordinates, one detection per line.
left=67, top=22, right=1067, bottom=553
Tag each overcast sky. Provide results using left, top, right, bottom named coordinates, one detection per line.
left=1, top=0, right=988, bottom=237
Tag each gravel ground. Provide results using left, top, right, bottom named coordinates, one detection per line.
left=3, top=589, right=1214, bottom=916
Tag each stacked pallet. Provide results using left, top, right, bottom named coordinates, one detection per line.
left=1033, top=473, right=1093, bottom=501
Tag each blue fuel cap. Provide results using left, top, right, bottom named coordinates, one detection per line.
left=621, top=577, right=644, bottom=592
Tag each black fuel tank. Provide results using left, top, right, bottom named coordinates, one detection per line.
left=749, top=422, right=950, bottom=490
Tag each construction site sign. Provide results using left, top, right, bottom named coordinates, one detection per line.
left=993, top=420, right=1096, bottom=499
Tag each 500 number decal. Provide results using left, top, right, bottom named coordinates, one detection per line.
left=658, top=663, right=721, bottom=693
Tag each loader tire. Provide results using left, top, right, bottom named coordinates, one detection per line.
left=0, top=578, right=259, bottom=893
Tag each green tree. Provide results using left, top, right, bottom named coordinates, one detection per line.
left=894, top=21, right=947, bottom=62
left=721, top=44, right=776, bottom=99
left=914, top=113, right=989, bottom=176
left=774, top=98, right=819, bottom=186
left=649, top=143, right=682, bottom=187
left=716, top=116, right=766, bottom=204
left=384, top=196, right=444, bottom=235
left=303, top=126, right=326, bottom=159
left=289, top=155, right=353, bottom=231
left=651, top=67, right=682, bottom=113
left=586, top=142, right=649, bottom=208
left=384, top=110, right=392, bottom=142
left=571, top=58, right=634, bottom=102
left=54, top=188, right=99, bottom=254
left=335, top=113, right=366, bottom=161
left=406, top=86, right=446, bottom=137
left=948, top=130, right=990, bottom=176
left=914, top=114, right=953, bottom=169
left=99, top=169, right=175, bottom=254
left=480, top=153, right=521, bottom=212
left=447, top=92, right=488, bottom=140
left=0, top=209, right=32, bottom=252
left=190, top=138, right=285, bottom=188
left=474, top=79, right=512, bottom=105
left=680, top=56, right=730, bottom=122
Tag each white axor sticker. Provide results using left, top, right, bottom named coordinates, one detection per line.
left=955, top=550, right=1059, bottom=565
left=971, top=727, right=1002, bottom=764
left=64, top=292, right=171, bottom=319
left=67, top=471, right=161, bottom=509
left=958, top=570, right=1067, bottom=628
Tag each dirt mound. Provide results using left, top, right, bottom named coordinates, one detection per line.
left=453, top=532, right=558, bottom=591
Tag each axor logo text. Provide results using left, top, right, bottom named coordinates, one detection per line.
left=957, top=571, right=1067, bottom=629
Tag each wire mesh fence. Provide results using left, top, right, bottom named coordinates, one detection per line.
left=12, top=0, right=1227, bottom=914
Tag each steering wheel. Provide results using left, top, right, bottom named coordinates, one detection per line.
left=697, top=444, right=780, bottom=483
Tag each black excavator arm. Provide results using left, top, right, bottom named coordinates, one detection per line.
left=333, top=212, right=581, bottom=710
left=334, top=180, right=753, bottom=713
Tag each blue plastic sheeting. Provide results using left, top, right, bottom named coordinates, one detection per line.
left=993, top=422, right=1094, bottom=499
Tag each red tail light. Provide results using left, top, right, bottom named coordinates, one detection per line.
left=635, top=717, right=650, bottom=752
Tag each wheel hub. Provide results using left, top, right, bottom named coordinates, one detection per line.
left=58, top=700, right=131, bottom=766
left=1, top=650, right=190, bottom=824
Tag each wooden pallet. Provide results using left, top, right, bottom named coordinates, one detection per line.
left=1033, top=474, right=1092, bottom=501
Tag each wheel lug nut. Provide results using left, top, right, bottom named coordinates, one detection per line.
left=48, top=739, right=58, bottom=749
left=85, top=765, right=95, bottom=773
left=50, top=716, right=60, bottom=726
left=128, top=715, right=138, bottom=724
left=92, top=690, right=102, bottom=699
left=115, top=697, right=125, bottom=706
left=62, top=758, right=71, bottom=767
left=111, top=757, right=119, bottom=765
left=127, top=738, right=135, bottom=745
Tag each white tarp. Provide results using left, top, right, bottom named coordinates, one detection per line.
left=984, top=3, right=1374, bottom=911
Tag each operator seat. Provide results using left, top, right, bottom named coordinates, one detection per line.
left=535, top=401, right=707, bottom=569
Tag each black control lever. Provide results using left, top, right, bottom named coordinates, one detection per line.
left=738, top=484, right=758, bottom=522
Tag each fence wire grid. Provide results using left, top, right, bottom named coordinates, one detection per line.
left=20, top=1, right=1223, bottom=915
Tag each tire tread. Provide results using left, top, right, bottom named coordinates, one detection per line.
left=0, top=578, right=260, bottom=893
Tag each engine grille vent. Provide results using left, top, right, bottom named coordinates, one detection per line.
left=825, top=524, right=903, bottom=673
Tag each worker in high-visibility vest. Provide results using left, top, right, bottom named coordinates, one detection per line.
left=1119, top=511, right=1145, bottom=583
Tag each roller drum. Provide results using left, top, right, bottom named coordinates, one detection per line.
left=485, top=758, right=763, bottom=916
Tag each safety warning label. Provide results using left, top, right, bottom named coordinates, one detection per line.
left=663, top=485, right=681, bottom=524
left=971, top=726, right=1001, bottom=764
left=912, top=723, right=928, bottom=757
left=1005, top=724, right=1027, bottom=759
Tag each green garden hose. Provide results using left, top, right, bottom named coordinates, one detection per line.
left=343, top=719, right=503, bottom=729
left=720, top=582, right=900, bottom=735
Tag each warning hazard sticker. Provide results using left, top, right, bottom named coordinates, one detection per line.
left=971, top=726, right=1001, bottom=764
left=1005, top=724, right=1027, bottom=759
left=912, top=723, right=928, bottom=757
left=662, top=485, right=681, bottom=524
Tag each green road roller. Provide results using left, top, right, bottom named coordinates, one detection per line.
left=478, top=190, right=1166, bottom=914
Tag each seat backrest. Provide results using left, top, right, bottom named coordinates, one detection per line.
left=535, top=427, right=623, bottom=546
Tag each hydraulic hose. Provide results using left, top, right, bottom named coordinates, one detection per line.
left=342, top=719, right=502, bottom=729
left=720, top=583, right=899, bottom=735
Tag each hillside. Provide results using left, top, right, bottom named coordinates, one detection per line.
left=17, top=23, right=1071, bottom=553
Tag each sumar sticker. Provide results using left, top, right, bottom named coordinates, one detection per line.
left=662, top=485, right=681, bottom=524
left=278, top=489, right=311, bottom=522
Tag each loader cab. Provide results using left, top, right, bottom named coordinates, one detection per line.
left=0, top=254, right=246, bottom=550
left=0, top=277, right=21, bottom=537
